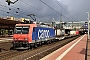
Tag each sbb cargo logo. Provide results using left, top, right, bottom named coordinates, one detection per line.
left=38, top=29, right=50, bottom=39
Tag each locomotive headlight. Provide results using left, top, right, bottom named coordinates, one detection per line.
left=24, top=38, right=28, bottom=41
left=13, top=38, right=17, bottom=40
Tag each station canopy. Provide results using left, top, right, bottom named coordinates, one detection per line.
left=0, top=18, right=23, bottom=29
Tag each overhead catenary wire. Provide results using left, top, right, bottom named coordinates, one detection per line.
left=2, top=0, right=53, bottom=21
left=19, top=0, right=55, bottom=19
left=0, top=2, right=28, bottom=18
left=54, top=0, right=77, bottom=21
left=0, top=1, right=44, bottom=19
left=0, top=1, right=39, bottom=19
left=39, top=0, right=74, bottom=21
left=39, top=0, right=61, bottom=15
left=19, top=0, right=75, bottom=21
left=0, top=1, right=53, bottom=22
left=0, top=0, right=70, bottom=21
left=0, top=8, right=25, bottom=18
left=0, top=0, right=76, bottom=21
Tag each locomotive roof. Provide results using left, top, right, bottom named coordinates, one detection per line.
left=15, top=23, right=54, bottom=29
left=15, top=23, right=36, bottom=26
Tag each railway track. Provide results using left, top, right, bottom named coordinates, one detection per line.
left=0, top=42, right=13, bottom=52
left=0, top=50, right=18, bottom=59
left=0, top=35, right=81, bottom=60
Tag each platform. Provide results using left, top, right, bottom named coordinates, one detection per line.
left=87, top=36, right=90, bottom=60
left=40, top=34, right=87, bottom=60
left=0, top=37, right=13, bottom=43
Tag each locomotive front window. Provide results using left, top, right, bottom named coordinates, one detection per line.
left=22, top=26, right=29, bottom=34
left=14, top=27, right=22, bottom=34
left=14, top=26, right=29, bottom=34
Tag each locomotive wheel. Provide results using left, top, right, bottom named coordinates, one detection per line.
left=12, top=42, right=16, bottom=47
left=10, top=47, right=14, bottom=50
left=46, top=40, right=49, bottom=44
left=28, top=44, right=32, bottom=49
left=49, top=40, right=51, bottom=44
left=34, top=43, right=37, bottom=48
left=39, top=42, right=42, bottom=46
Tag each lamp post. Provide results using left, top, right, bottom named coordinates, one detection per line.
left=86, top=12, right=90, bottom=40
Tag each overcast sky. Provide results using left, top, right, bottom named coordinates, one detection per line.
left=0, top=0, right=90, bottom=22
